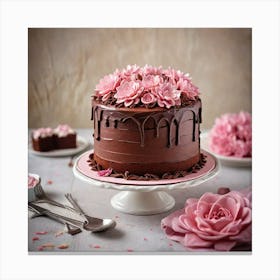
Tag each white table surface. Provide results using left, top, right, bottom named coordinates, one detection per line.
left=28, top=129, right=252, bottom=254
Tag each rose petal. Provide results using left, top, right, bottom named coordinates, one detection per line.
left=214, top=240, right=237, bottom=251
left=184, top=232, right=213, bottom=249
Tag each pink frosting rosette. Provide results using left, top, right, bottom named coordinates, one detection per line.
left=161, top=187, right=252, bottom=251
left=32, top=127, right=53, bottom=139
left=94, top=65, right=200, bottom=108
left=209, top=112, right=252, bottom=158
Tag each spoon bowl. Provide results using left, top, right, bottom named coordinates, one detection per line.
left=65, top=193, right=116, bottom=232
left=84, top=218, right=116, bottom=232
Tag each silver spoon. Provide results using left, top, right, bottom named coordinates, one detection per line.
left=65, top=193, right=116, bottom=232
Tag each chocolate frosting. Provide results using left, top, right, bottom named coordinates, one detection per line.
left=91, top=98, right=202, bottom=176
left=87, top=152, right=207, bottom=181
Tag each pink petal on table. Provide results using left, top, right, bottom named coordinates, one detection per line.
left=55, top=231, right=64, bottom=237
left=41, top=243, right=55, bottom=248
left=35, top=231, right=48, bottom=235
left=57, top=244, right=69, bottom=249
left=32, top=236, right=40, bottom=242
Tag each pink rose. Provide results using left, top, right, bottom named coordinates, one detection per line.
left=155, top=82, right=181, bottom=108
left=114, top=80, right=143, bottom=107
left=161, top=187, right=252, bottom=251
left=209, top=112, right=252, bottom=157
left=141, top=92, right=157, bottom=105
left=97, top=168, right=112, bottom=177
left=95, top=74, right=120, bottom=101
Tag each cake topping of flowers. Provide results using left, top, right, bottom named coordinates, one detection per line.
left=94, top=65, right=200, bottom=108
left=209, top=112, right=252, bottom=158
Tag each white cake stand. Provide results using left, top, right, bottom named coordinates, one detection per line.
left=73, top=151, right=219, bottom=215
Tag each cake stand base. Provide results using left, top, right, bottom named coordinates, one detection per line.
left=111, top=191, right=175, bottom=215
left=73, top=150, right=219, bottom=216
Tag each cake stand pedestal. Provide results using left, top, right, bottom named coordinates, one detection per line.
left=110, top=190, right=175, bottom=215
left=73, top=151, right=219, bottom=215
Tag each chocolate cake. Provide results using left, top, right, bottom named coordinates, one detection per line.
left=32, top=127, right=55, bottom=152
left=90, top=65, right=202, bottom=178
left=32, top=125, right=77, bottom=152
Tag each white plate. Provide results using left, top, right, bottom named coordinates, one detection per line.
left=29, top=135, right=89, bottom=157
left=200, top=131, right=252, bottom=167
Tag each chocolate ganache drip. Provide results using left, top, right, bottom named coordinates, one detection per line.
left=92, top=100, right=201, bottom=148
left=91, top=99, right=202, bottom=176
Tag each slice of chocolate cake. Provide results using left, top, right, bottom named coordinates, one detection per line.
left=32, top=127, right=55, bottom=152
left=53, top=124, right=77, bottom=149
left=31, top=125, right=77, bottom=152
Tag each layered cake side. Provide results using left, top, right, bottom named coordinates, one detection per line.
left=90, top=65, right=202, bottom=178
left=32, top=127, right=55, bottom=152
left=92, top=100, right=202, bottom=175
left=54, top=124, right=77, bottom=149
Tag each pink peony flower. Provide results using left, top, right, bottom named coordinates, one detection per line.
left=114, top=80, right=143, bottom=107
left=161, top=187, right=252, bottom=251
left=141, top=92, right=157, bottom=105
left=155, top=82, right=181, bottom=108
left=209, top=112, right=252, bottom=157
left=97, top=168, right=113, bottom=177
left=95, top=74, right=120, bottom=101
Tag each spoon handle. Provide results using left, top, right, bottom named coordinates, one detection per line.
left=65, top=193, right=86, bottom=216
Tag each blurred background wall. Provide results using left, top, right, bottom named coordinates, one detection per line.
left=28, top=28, right=251, bottom=129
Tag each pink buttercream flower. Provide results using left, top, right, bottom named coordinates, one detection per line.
left=121, top=64, right=141, bottom=81
left=141, top=75, right=161, bottom=89
left=142, top=64, right=163, bottom=76
left=177, top=77, right=199, bottom=100
left=209, top=112, right=252, bottom=157
left=54, top=124, right=74, bottom=137
left=141, top=92, right=157, bottom=105
left=33, top=127, right=53, bottom=139
left=94, top=65, right=200, bottom=108
left=97, top=168, right=113, bottom=177
left=95, top=74, right=120, bottom=101
left=155, top=82, right=181, bottom=108
left=161, top=187, right=252, bottom=251
left=114, top=80, right=143, bottom=107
